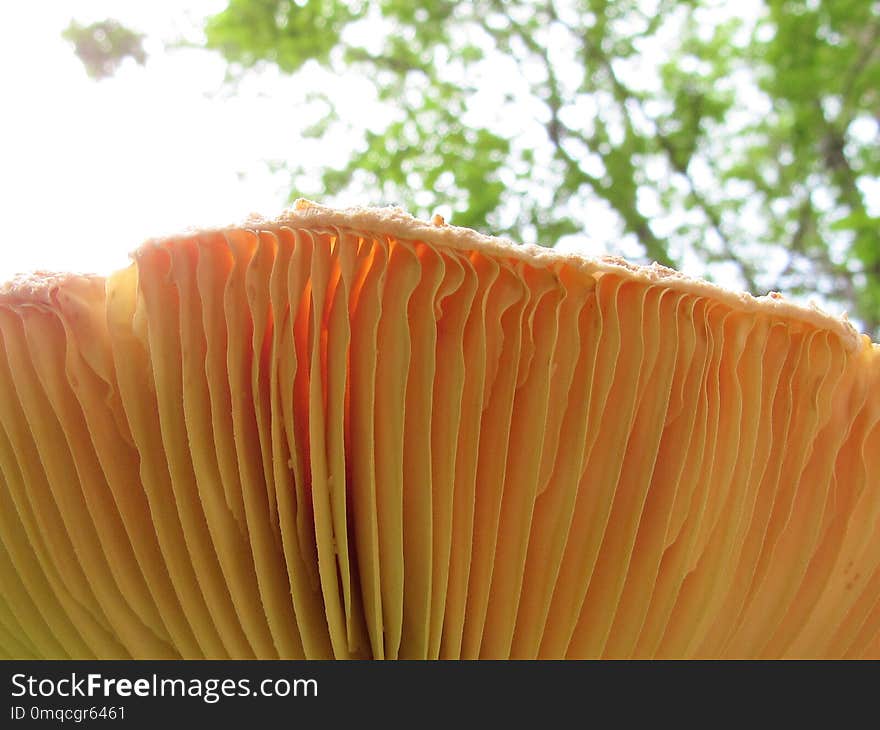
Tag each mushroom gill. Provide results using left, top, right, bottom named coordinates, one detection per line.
left=0, top=200, right=878, bottom=659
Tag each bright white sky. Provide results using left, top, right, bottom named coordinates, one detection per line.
left=0, top=1, right=362, bottom=281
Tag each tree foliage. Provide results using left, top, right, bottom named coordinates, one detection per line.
left=69, top=1, right=880, bottom=336
left=63, top=19, right=147, bottom=80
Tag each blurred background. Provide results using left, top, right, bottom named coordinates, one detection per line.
left=1, top=0, right=877, bottom=337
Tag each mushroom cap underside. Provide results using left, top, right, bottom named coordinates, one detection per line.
left=0, top=200, right=878, bottom=659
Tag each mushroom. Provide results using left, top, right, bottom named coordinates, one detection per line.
left=0, top=199, right=877, bottom=659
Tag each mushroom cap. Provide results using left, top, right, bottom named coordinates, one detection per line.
left=0, top=200, right=877, bottom=659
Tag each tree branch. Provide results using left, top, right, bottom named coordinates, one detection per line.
left=590, top=37, right=761, bottom=292
left=478, top=0, right=677, bottom=266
